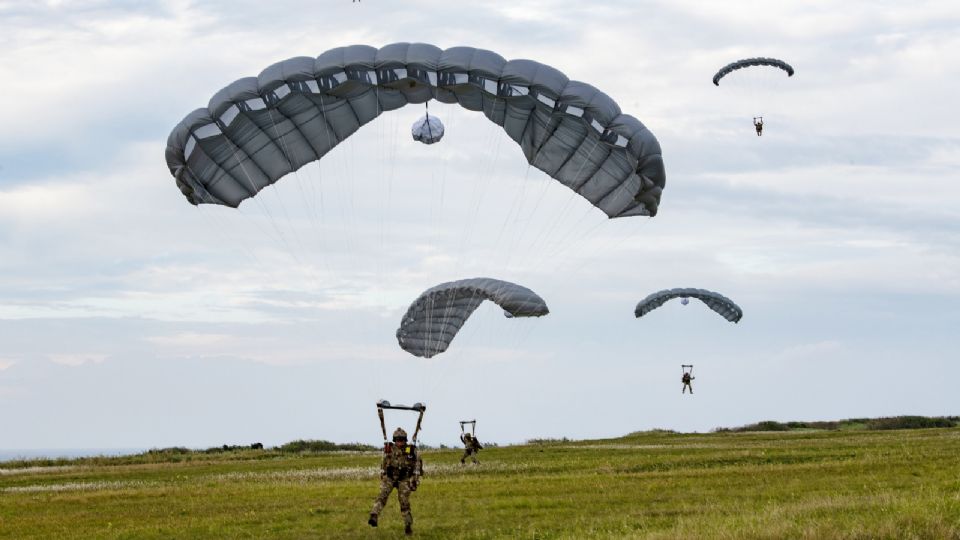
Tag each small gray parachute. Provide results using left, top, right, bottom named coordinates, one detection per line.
left=411, top=113, right=444, bottom=144
left=712, top=57, right=794, bottom=86
left=396, top=278, right=549, bottom=358
left=635, top=288, right=742, bottom=323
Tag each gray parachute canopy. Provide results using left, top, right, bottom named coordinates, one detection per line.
left=635, top=288, right=743, bottom=323
left=166, top=43, right=665, bottom=218
left=712, top=57, right=794, bottom=86
left=396, top=278, right=549, bottom=358
left=411, top=113, right=444, bottom=144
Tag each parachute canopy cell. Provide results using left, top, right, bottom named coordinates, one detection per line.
left=712, top=57, right=794, bottom=86
left=396, top=277, right=549, bottom=358
left=635, top=288, right=743, bottom=323
left=411, top=113, right=444, bottom=144
left=166, top=43, right=665, bottom=218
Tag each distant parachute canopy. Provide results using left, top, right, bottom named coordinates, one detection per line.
left=411, top=113, right=444, bottom=144
left=165, top=43, right=665, bottom=218
left=396, top=278, right=549, bottom=358
left=712, top=57, right=794, bottom=86
left=635, top=288, right=742, bottom=323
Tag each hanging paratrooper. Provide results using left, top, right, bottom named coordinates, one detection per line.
left=681, top=365, right=695, bottom=395
left=369, top=401, right=426, bottom=536
left=458, top=420, right=482, bottom=465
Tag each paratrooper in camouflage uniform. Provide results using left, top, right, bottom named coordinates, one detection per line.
left=459, top=432, right=482, bottom=465
left=369, top=427, right=422, bottom=536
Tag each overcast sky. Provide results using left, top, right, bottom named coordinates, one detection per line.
left=1, top=0, right=958, bottom=452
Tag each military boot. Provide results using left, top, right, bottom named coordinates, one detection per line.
left=368, top=513, right=378, bottom=527
left=405, top=523, right=413, bottom=535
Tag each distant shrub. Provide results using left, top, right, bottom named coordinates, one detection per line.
left=714, top=416, right=960, bottom=433
left=866, top=416, right=959, bottom=430
left=755, top=421, right=791, bottom=431
left=276, top=440, right=375, bottom=453
left=621, top=429, right=678, bottom=437
left=147, top=447, right=192, bottom=455
left=525, top=437, right=571, bottom=445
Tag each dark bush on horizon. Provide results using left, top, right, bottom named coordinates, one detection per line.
left=714, top=416, right=959, bottom=433
left=277, top=440, right=375, bottom=453
left=147, top=447, right=192, bottom=454
left=866, top=416, right=958, bottom=430
left=526, top=437, right=572, bottom=445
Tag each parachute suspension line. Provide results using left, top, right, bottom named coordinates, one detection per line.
left=533, top=135, right=653, bottom=277
left=559, top=216, right=650, bottom=276
left=493, top=164, right=534, bottom=271
left=194, top=205, right=265, bottom=271
left=502, top=164, right=560, bottom=272
left=522, top=136, right=604, bottom=270
left=317, top=94, right=360, bottom=280
left=264, top=106, right=318, bottom=239
left=534, top=162, right=643, bottom=277
left=375, top=84, right=384, bottom=318
left=446, top=97, right=498, bottom=279
left=262, top=108, right=323, bottom=275
left=452, top=108, right=505, bottom=278
left=528, top=201, right=597, bottom=277
left=186, top=142, right=299, bottom=267
left=529, top=211, right=607, bottom=277
left=416, top=285, right=491, bottom=400
left=307, top=99, right=334, bottom=277
left=428, top=101, right=451, bottom=267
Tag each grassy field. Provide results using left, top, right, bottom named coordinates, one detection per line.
left=2, top=428, right=959, bottom=539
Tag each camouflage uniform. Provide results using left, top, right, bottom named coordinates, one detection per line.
left=460, top=433, right=482, bottom=464
left=682, top=372, right=694, bottom=394
left=369, top=432, right=422, bottom=533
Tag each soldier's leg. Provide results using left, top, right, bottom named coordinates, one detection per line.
left=398, top=480, right=414, bottom=530
left=370, top=478, right=394, bottom=517
left=460, top=449, right=469, bottom=464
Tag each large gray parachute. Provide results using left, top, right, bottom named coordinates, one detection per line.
left=635, top=288, right=743, bottom=323
left=166, top=43, right=665, bottom=218
left=712, top=58, right=794, bottom=86
left=396, top=278, right=549, bottom=358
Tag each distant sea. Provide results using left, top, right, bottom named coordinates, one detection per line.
left=0, top=448, right=147, bottom=462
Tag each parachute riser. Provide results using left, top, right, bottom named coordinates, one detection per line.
left=376, top=400, right=427, bottom=443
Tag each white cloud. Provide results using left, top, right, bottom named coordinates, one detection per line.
left=144, top=332, right=232, bottom=347
left=48, top=353, right=107, bottom=366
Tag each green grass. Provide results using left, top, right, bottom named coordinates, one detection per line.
left=3, top=428, right=960, bottom=539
